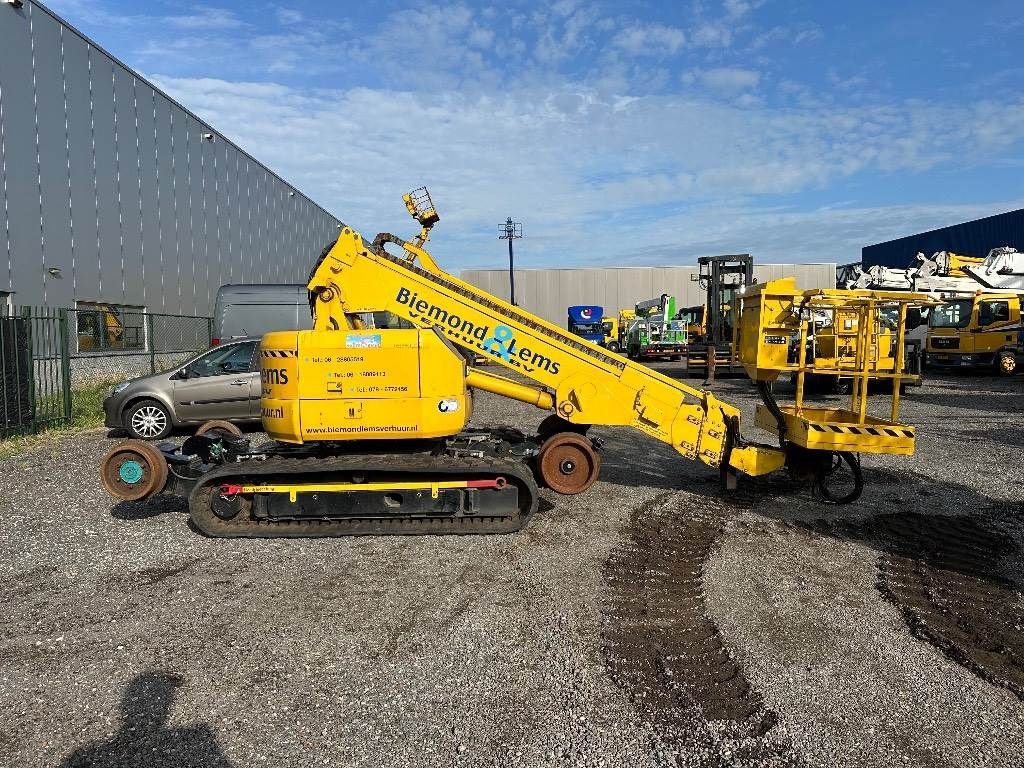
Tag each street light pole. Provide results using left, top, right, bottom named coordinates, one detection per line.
left=498, top=217, right=522, bottom=306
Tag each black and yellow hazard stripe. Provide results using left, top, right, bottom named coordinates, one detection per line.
left=808, top=423, right=913, bottom=438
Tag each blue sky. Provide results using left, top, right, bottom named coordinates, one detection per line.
left=47, top=0, right=1024, bottom=269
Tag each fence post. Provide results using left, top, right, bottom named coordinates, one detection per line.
left=147, top=313, right=156, bottom=374
left=58, top=308, right=72, bottom=424
left=21, top=306, right=37, bottom=432
left=207, top=316, right=213, bottom=345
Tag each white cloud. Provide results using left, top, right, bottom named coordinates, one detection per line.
left=613, top=23, right=686, bottom=56
left=692, top=23, right=732, bottom=47
left=468, top=27, right=495, bottom=49
left=686, top=66, right=761, bottom=92
left=276, top=9, right=304, bottom=26
left=161, top=8, right=245, bottom=30
left=148, top=75, right=1024, bottom=268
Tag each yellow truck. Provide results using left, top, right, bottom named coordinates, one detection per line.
left=601, top=309, right=637, bottom=353
left=926, top=292, right=1022, bottom=375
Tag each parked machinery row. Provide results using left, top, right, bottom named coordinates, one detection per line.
left=843, top=247, right=1024, bottom=375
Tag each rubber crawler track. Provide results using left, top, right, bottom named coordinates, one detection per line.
left=189, top=453, right=539, bottom=537
left=601, top=497, right=791, bottom=764
left=803, top=513, right=1024, bottom=701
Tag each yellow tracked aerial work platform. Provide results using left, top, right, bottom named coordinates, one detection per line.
left=100, top=188, right=936, bottom=535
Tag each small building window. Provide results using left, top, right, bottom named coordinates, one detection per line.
left=75, top=302, right=146, bottom=352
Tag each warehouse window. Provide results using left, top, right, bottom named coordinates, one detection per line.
left=0, top=292, right=11, bottom=313
left=75, top=302, right=146, bottom=352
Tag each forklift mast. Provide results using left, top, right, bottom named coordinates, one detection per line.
left=696, top=254, right=754, bottom=346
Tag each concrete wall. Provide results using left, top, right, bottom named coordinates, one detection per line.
left=460, top=263, right=837, bottom=326
left=0, top=1, right=342, bottom=314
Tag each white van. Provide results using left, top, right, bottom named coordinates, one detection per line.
left=212, top=284, right=312, bottom=345
left=212, top=284, right=416, bottom=346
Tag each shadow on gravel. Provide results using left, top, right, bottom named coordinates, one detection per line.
left=902, top=390, right=1024, bottom=412
left=59, top=671, right=235, bottom=768
left=961, top=424, right=1024, bottom=449
left=111, top=495, right=187, bottom=521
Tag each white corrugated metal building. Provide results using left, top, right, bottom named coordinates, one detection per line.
left=461, top=263, right=837, bottom=325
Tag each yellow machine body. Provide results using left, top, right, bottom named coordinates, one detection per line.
left=736, top=277, right=930, bottom=454
left=99, top=190, right=937, bottom=538
left=260, top=327, right=470, bottom=444
left=259, top=202, right=929, bottom=481
left=289, top=225, right=758, bottom=473
left=678, top=304, right=707, bottom=338
left=812, top=308, right=897, bottom=372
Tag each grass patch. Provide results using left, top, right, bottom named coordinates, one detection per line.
left=0, top=378, right=117, bottom=459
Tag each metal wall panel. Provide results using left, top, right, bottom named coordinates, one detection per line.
left=462, top=264, right=837, bottom=326
left=30, top=9, right=73, bottom=307
left=181, top=114, right=200, bottom=312
left=112, top=66, right=142, bottom=308
left=89, top=53, right=120, bottom=304
left=152, top=93, right=176, bottom=312
left=60, top=28, right=97, bottom=306
left=239, top=156, right=254, bottom=280
left=863, top=208, right=1024, bottom=268
left=169, top=106, right=191, bottom=313
left=1, top=5, right=43, bottom=304
left=253, top=169, right=267, bottom=283
left=2, top=1, right=341, bottom=313
left=135, top=85, right=159, bottom=309
left=194, top=124, right=215, bottom=309
left=206, top=135, right=227, bottom=294
left=224, top=146, right=240, bottom=286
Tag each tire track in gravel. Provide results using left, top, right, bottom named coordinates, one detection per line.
left=800, top=512, right=1024, bottom=701
left=601, top=493, right=798, bottom=767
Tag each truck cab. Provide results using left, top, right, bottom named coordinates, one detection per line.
left=601, top=316, right=620, bottom=352
left=567, top=305, right=605, bottom=345
left=927, top=293, right=1022, bottom=375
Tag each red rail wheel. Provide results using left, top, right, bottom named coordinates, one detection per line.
left=537, top=432, right=601, bottom=495
left=100, top=440, right=169, bottom=501
left=195, top=419, right=243, bottom=438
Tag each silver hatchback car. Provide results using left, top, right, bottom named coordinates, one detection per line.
left=104, top=337, right=263, bottom=440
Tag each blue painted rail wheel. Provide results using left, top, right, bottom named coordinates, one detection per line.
left=100, top=440, right=169, bottom=502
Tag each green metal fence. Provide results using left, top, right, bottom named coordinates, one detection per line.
left=0, top=306, right=211, bottom=438
left=0, top=307, right=71, bottom=438
left=67, top=308, right=212, bottom=387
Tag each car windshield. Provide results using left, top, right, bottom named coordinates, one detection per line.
left=929, top=299, right=972, bottom=329
left=602, top=321, right=614, bottom=334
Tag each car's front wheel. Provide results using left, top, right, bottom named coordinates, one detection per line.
left=124, top=399, right=173, bottom=440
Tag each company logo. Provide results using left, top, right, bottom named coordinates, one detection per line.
left=438, top=398, right=460, bottom=413
left=580, top=307, right=594, bottom=320
left=395, top=287, right=561, bottom=375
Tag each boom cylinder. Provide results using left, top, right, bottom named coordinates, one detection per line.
left=466, top=368, right=555, bottom=410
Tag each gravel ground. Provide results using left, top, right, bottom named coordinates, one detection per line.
left=2, top=367, right=1022, bottom=767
